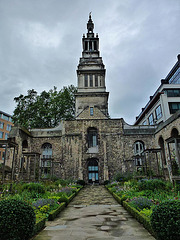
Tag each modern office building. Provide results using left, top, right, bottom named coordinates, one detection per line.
left=0, top=111, right=14, bottom=163
left=135, top=55, right=180, bottom=125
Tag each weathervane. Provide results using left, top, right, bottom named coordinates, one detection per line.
left=89, top=12, right=92, bottom=18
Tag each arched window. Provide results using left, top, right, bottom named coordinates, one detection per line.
left=134, top=141, right=144, bottom=155
left=22, top=140, right=28, bottom=150
left=87, top=128, right=98, bottom=148
left=134, top=141, right=144, bottom=167
left=171, top=128, right=179, bottom=138
left=167, top=128, right=180, bottom=175
left=42, top=143, right=52, bottom=159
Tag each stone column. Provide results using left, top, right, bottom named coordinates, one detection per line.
left=103, top=140, right=109, bottom=181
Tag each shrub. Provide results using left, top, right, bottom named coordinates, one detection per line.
left=0, top=199, right=36, bottom=240
left=129, top=197, right=154, bottom=211
left=139, top=208, right=152, bottom=218
left=137, top=179, right=168, bottom=191
left=22, top=182, right=45, bottom=194
left=55, top=179, right=70, bottom=187
left=151, top=200, right=180, bottom=240
left=58, top=195, right=69, bottom=205
left=114, top=172, right=132, bottom=182
left=104, top=180, right=110, bottom=185
left=76, top=179, right=85, bottom=186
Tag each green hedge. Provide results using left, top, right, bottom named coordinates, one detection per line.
left=123, top=201, right=155, bottom=237
left=75, top=187, right=82, bottom=195
left=48, top=203, right=66, bottom=221
left=33, top=217, right=46, bottom=236
left=151, top=200, right=180, bottom=240
left=106, top=187, right=156, bottom=239
left=68, top=192, right=76, bottom=202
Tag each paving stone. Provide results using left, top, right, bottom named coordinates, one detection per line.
left=33, top=186, right=155, bottom=240
left=100, top=226, right=111, bottom=231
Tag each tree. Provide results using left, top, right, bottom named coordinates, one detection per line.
left=12, top=85, right=77, bottom=128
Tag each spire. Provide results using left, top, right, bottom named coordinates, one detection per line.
left=87, top=12, right=94, bottom=33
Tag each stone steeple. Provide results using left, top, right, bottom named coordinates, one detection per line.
left=75, top=14, right=109, bottom=119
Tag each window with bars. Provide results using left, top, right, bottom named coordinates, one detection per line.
left=134, top=141, right=144, bottom=155
left=88, top=128, right=98, bottom=148
left=95, top=75, right=98, bottom=87
left=90, top=107, right=94, bottom=116
left=90, top=75, right=93, bottom=87
left=42, top=143, right=52, bottom=159
left=84, top=75, right=88, bottom=87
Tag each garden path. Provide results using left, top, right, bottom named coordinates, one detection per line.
left=33, top=185, right=155, bottom=240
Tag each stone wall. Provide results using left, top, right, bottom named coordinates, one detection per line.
left=6, top=113, right=179, bottom=183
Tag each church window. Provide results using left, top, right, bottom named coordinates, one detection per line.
left=134, top=141, right=144, bottom=167
left=42, top=143, right=52, bottom=159
left=90, top=75, right=93, bottom=87
left=84, top=75, right=88, bottom=87
left=89, top=41, right=92, bottom=51
left=88, top=128, right=98, bottom=148
left=95, top=75, right=98, bottom=87
left=100, top=79, right=102, bottom=86
left=94, top=41, right=97, bottom=50
left=85, top=41, right=88, bottom=51
left=134, top=141, right=144, bottom=155
left=90, top=107, right=94, bottom=116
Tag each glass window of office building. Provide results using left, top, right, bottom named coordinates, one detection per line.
left=6, top=124, right=11, bottom=131
left=169, top=102, right=180, bottom=114
left=155, top=105, right=162, bottom=120
left=0, top=131, right=3, bottom=139
left=148, top=113, right=154, bottom=125
left=5, top=133, right=8, bottom=140
left=0, top=121, right=4, bottom=129
left=169, top=67, right=180, bottom=84
left=165, top=89, right=180, bottom=97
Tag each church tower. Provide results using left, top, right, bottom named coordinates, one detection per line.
left=75, top=14, right=109, bottom=119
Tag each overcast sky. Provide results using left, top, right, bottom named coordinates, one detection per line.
left=0, top=0, right=180, bottom=124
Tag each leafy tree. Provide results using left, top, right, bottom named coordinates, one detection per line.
left=13, top=85, right=77, bottom=128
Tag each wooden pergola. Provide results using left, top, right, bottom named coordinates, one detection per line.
left=21, top=152, right=41, bottom=181
left=143, top=148, right=165, bottom=178
left=0, top=139, right=18, bottom=183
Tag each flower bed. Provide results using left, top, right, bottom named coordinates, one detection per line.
left=48, top=202, right=66, bottom=221
left=106, top=179, right=180, bottom=239
left=0, top=179, right=83, bottom=239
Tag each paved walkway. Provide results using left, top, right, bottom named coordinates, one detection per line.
left=33, top=186, right=155, bottom=240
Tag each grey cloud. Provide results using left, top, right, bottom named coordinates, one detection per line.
left=0, top=0, right=180, bottom=124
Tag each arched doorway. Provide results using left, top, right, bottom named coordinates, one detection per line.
left=87, top=159, right=99, bottom=184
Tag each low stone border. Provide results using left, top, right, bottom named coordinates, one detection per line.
left=32, top=216, right=46, bottom=238
left=106, top=186, right=156, bottom=238
left=48, top=202, right=66, bottom=221
left=32, top=186, right=83, bottom=238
